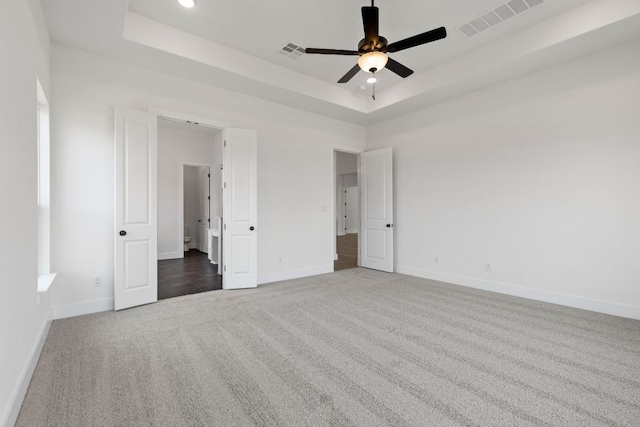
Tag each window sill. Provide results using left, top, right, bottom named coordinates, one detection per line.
left=37, top=273, right=57, bottom=307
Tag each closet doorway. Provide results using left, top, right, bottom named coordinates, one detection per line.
left=334, top=150, right=359, bottom=271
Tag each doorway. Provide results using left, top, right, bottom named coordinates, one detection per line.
left=334, top=150, right=359, bottom=271
left=156, top=119, right=222, bottom=300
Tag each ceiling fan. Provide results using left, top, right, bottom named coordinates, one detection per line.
left=305, top=0, right=447, bottom=84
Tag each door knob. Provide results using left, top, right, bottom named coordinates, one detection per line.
left=386, top=224, right=391, bottom=228
left=249, top=226, right=255, bottom=231
left=119, top=230, right=127, bottom=236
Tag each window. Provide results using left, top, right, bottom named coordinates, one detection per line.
left=37, top=79, right=55, bottom=296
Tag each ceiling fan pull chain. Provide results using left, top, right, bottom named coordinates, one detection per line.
left=372, top=77, right=376, bottom=101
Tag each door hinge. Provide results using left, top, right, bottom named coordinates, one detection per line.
left=224, top=224, right=227, bottom=230
left=224, top=140, right=226, bottom=147
left=207, top=196, right=210, bottom=200
left=224, top=265, right=226, bottom=272
left=224, top=182, right=226, bottom=188
left=208, top=174, right=210, bottom=178
left=208, top=218, right=210, bottom=223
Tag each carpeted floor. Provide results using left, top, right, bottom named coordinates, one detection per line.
left=17, top=268, right=640, bottom=426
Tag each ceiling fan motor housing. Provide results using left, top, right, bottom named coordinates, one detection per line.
left=358, top=36, right=388, bottom=54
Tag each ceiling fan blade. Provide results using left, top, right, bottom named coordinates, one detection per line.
left=386, top=27, right=447, bottom=53
left=305, top=48, right=360, bottom=56
left=385, top=57, right=413, bottom=78
left=361, top=6, right=379, bottom=47
left=338, top=64, right=362, bottom=84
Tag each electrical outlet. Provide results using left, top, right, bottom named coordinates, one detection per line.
left=434, top=256, right=440, bottom=264
left=485, top=262, right=492, bottom=272
left=93, top=276, right=102, bottom=287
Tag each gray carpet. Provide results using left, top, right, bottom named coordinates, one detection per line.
left=17, top=268, right=640, bottom=426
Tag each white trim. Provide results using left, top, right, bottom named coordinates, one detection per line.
left=53, top=298, right=114, bottom=320
left=3, top=309, right=52, bottom=427
left=149, top=108, right=231, bottom=130
left=158, top=251, right=183, bottom=261
left=37, top=272, right=57, bottom=294
left=258, top=265, right=333, bottom=285
left=396, top=265, right=640, bottom=321
left=36, top=272, right=57, bottom=307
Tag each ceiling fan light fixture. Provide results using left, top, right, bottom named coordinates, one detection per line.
left=358, top=52, right=388, bottom=73
left=178, top=0, right=196, bottom=8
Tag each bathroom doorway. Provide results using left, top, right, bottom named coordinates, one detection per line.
left=156, top=118, right=222, bottom=300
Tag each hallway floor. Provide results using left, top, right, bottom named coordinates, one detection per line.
left=157, top=250, right=222, bottom=300
left=334, top=233, right=358, bottom=271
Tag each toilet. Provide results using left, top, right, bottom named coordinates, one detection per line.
left=183, top=226, right=191, bottom=252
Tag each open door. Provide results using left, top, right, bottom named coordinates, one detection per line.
left=360, top=147, right=394, bottom=272
left=114, top=108, right=158, bottom=310
left=222, top=129, right=258, bottom=289
left=198, top=167, right=210, bottom=252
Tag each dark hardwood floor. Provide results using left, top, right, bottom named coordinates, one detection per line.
left=157, top=250, right=222, bottom=300
left=334, top=233, right=358, bottom=271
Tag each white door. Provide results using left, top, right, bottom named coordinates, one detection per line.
left=198, top=167, right=210, bottom=252
left=222, top=129, right=258, bottom=289
left=114, top=108, right=158, bottom=310
left=360, top=147, right=394, bottom=272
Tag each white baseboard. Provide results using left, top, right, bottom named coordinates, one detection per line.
left=53, top=298, right=114, bottom=320
left=259, top=265, right=333, bottom=285
left=396, top=265, right=640, bottom=320
left=346, top=229, right=358, bottom=234
left=3, top=309, right=53, bottom=427
left=158, top=251, right=183, bottom=260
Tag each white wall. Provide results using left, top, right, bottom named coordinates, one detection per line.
left=157, top=120, right=217, bottom=259
left=0, top=1, right=53, bottom=425
left=50, top=45, right=365, bottom=314
left=336, top=151, right=357, bottom=175
left=366, top=39, right=640, bottom=319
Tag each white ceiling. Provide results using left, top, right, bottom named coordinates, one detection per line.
left=41, top=0, right=640, bottom=124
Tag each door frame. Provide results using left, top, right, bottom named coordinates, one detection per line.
left=150, top=108, right=230, bottom=261
left=178, top=162, right=213, bottom=258
left=331, top=147, right=363, bottom=270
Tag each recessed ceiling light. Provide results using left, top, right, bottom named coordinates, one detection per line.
left=367, top=77, right=377, bottom=84
left=178, top=0, right=195, bottom=8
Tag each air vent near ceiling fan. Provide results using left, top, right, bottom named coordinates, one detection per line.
left=279, top=43, right=305, bottom=59
left=457, top=0, right=544, bottom=38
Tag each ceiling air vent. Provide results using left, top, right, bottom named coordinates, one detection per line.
left=456, top=0, right=544, bottom=38
left=279, top=43, right=305, bottom=59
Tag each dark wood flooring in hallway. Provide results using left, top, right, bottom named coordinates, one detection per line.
left=334, top=233, right=358, bottom=271
left=157, top=250, right=222, bottom=300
